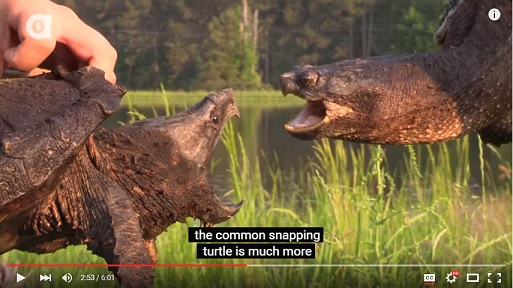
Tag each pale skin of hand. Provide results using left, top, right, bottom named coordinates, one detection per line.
left=0, top=0, right=117, bottom=83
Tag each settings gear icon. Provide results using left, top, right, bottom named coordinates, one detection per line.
left=446, top=273, right=457, bottom=283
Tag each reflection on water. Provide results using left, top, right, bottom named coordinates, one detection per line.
left=103, top=102, right=512, bottom=194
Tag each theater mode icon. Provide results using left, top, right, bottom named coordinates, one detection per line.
left=466, top=273, right=479, bottom=283
left=423, top=273, right=435, bottom=286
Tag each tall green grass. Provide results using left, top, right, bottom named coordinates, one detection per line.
left=160, top=125, right=511, bottom=288
left=1, top=95, right=511, bottom=288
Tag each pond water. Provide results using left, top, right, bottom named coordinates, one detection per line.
left=102, top=95, right=512, bottom=195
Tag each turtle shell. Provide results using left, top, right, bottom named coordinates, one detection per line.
left=0, top=67, right=125, bottom=220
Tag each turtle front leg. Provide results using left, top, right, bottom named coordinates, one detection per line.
left=88, top=181, right=154, bottom=288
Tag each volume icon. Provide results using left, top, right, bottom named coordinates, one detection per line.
left=40, top=274, right=52, bottom=281
left=62, top=273, right=73, bottom=283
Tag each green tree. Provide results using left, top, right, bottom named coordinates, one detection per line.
left=387, top=0, right=446, bottom=53
left=194, top=5, right=261, bottom=90
left=53, top=0, right=448, bottom=90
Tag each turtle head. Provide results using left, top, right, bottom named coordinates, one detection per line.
left=162, top=88, right=240, bottom=167
left=91, top=89, right=243, bottom=232
left=161, top=89, right=244, bottom=225
left=121, top=89, right=240, bottom=168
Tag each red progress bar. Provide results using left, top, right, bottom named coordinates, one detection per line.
left=8, top=263, right=247, bottom=267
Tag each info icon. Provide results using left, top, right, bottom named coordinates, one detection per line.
left=488, top=8, right=501, bottom=21
left=423, top=273, right=435, bottom=286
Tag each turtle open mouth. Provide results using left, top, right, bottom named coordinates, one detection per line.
left=195, top=89, right=244, bottom=228
left=284, top=100, right=327, bottom=132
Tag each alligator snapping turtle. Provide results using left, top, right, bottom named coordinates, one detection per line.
left=280, top=0, right=511, bottom=146
left=0, top=67, right=243, bottom=287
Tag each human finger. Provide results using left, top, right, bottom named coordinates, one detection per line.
left=4, top=7, right=58, bottom=72
left=56, top=6, right=117, bottom=83
left=3, top=36, right=56, bottom=71
left=87, top=49, right=117, bottom=84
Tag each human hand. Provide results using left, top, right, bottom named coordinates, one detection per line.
left=0, top=0, right=117, bottom=83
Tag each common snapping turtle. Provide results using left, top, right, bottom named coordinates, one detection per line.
left=280, top=0, right=511, bottom=145
left=0, top=67, right=243, bottom=287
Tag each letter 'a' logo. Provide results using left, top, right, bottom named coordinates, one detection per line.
left=25, top=14, right=52, bottom=39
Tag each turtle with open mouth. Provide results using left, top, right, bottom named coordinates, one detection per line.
left=281, top=0, right=511, bottom=146
left=0, top=67, right=243, bottom=287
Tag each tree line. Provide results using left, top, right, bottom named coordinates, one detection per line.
left=55, top=0, right=447, bottom=90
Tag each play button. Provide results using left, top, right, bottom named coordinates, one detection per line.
left=16, top=273, right=26, bottom=283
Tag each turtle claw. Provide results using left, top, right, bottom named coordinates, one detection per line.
left=54, top=66, right=70, bottom=79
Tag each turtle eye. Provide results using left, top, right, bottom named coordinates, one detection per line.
left=297, top=70, right=318, bottom=88
left=212, top=116, right=219, bottom=123
left=297, top=77, right=311, bottom=88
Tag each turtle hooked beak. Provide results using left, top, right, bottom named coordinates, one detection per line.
left=227, top=103, right=240, bottom=119
left=221, top=93, right=240, bottom=123
left=200, top=199, right=245, bottom=227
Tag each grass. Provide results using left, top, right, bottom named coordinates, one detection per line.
left=1, top=91, right=511, bottom=288
left=122, top=90, right=304, bottom=110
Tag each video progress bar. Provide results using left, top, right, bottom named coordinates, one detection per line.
left=8, top=263, right=507, bottom=268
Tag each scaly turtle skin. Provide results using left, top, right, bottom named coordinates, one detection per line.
left=280, top=0, right=511, bottom=146
left=0, top=67, right=243, bottom=287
